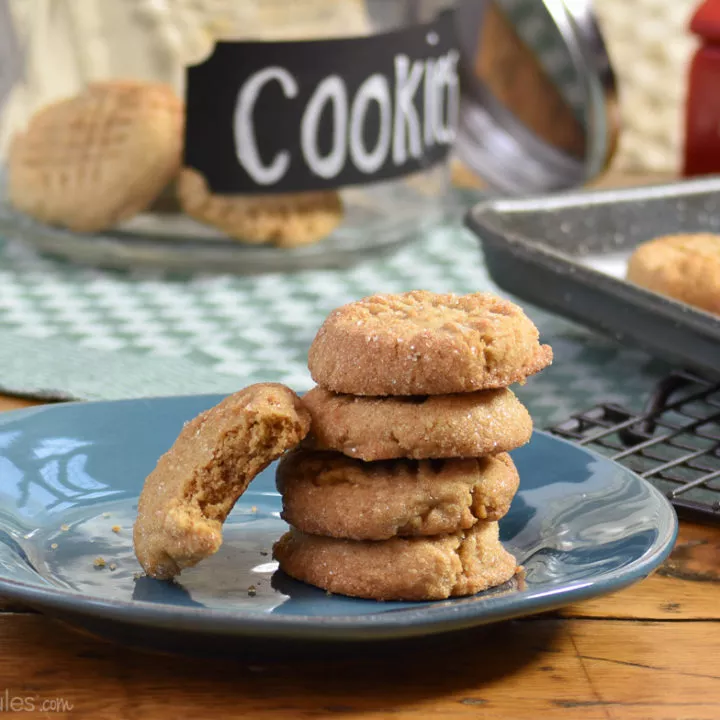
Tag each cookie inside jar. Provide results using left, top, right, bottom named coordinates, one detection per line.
left=0, top=0, right=458, bottom=266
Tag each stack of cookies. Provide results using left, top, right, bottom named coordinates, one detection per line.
left=273, top=291, right=553, bottom=601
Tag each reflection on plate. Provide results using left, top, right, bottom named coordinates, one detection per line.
left=0, top=395, right=677, bottom=651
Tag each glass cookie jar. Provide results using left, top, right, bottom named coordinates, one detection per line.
left=0, top=0, right=617, bottom=273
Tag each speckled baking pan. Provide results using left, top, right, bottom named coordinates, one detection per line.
left=466, top=177, right=720, bottom=379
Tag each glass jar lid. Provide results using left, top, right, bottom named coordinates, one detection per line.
left=454, top=0, right=619, bottom=193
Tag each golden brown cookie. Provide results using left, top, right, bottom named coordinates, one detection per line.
left=627, top=233, right=720, bottom=315
left=302, top=386, right=532, bottom=460
left=9, top=80, right=183, bottom=232
left=277, top=449, right=519, bottom=540
left=308, top=291, right=552, bottom=395
left=133, top=383, right=310, bottom=580
left=177, top=168, right=343, bottom=247
left=273, top=522, right=518, bottom=600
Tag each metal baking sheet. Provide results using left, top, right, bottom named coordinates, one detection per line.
left=466, top=177, right=720, bottom=379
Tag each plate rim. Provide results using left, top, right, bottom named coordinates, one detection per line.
left=0, top=398, right=679, bottom=641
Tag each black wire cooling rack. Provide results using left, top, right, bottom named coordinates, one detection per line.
left=548, top=370, right=720, bottom=524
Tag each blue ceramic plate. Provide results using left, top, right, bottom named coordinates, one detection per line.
left=0, top=395, right=677, bottom=649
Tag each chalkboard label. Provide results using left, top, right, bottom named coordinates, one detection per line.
left=184, top=11, right=459, bottom=194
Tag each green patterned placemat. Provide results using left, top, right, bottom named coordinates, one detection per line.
left=0, top=220, right=671, bottom=426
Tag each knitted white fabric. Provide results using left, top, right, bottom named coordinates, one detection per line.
left=594, top=0, right=698, bottom=173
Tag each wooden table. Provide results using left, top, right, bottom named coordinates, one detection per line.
left=0, top=395, right=718, bottom=719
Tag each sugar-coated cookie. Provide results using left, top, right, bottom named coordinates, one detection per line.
left=308, top=291, right=552, bottom=395
left=627, top=233, right=720, bottom=315
left=277, top=449, right=519, bottom=540
left=302, top=386, right=532, bottom=460
left=273, top=521, right=518, bottom=600
left=9, top=80, right=183, bottom=232
left=178, top=168, right=343, bottom=247
left=134, top=383, right=310, bottom=579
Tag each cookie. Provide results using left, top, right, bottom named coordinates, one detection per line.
left=302, top=386, right=532, bottom=460
left=627, top=233, right=720, bottom=315
left=308, top=291, right=553, bottom=395
left=9, top=80, right=183, bottom=232
left=178, top=168, right=343, bottom=247
left=277, top=449, right=519, bottom=540
left=273, top=522, right=518, bottom=600
left=133, top=383, right=310, bottom=579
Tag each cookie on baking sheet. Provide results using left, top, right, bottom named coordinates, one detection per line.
left=177, top=168, right=343, bottom=247
left=627, top=233, right=720, bottom=315
left=308, top=291, right=553, bottom=395
left=273, top=521, right=518, bottom=600
left=302, top=386, right=532, bottom=460
left=133, top=383, right=310, bottom=580
left=9, top=80, right=183, bottom=232
left=277, top=449, right=519, bottom=540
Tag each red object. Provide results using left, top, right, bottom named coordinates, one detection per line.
left=684, top=0, right=720, bottom=176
